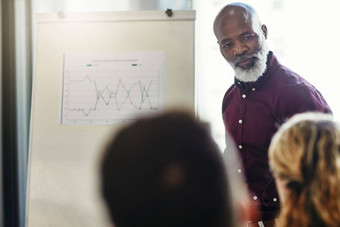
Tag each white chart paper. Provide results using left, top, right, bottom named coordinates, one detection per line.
left=60, top=52, right=166, bottom=125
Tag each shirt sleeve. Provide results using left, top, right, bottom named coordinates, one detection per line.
left=281, top=83, right=332, bottom=120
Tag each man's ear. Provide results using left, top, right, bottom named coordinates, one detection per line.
left=261, top=24, right=268, bottom=39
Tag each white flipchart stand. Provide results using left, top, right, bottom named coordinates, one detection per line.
left=27, top=10, right=195, bottom=227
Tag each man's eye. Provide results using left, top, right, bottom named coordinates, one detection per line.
left=244, top=35, right=255, bottom=40
left=222, top=43, right=232, bottom=49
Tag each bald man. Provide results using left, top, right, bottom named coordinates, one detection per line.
left=213, top=2, right=332, bottom=227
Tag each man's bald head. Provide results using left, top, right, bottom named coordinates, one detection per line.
left=213, top=3, right=263, bottom=37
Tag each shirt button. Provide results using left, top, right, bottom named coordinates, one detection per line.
left=242, top=94, right=246, bottom=98
left=238, top=120, right=242, bottom=124
left=238, top=145, right=243, bottom=149
left=253, top=196, right=257, bottom=200
left=252, top=88, right=256, bottom=91
left=237, top=169, right=242, bottom=173
left=273, top=198, right=277, bottom=202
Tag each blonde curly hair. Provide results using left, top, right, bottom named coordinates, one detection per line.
left=269, top=112, right=340, bottom=227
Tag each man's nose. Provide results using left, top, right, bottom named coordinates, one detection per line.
left=233, top=41, right=247, bottom=56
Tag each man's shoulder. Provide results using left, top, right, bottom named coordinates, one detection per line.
left=222, top=84, right=238, bottom=113
left=270, top=62, right=308, bottom=87
left=223, top=84, right=238, bottom=100
left=270, top=66, right=332, bottom=114
left=225, top=83, right=237, bottom=93
left=268, top=53, right=306, bottom=84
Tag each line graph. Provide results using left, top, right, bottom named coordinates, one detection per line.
left=60, top=52, right=166, bottom=125
left=61, top=70, right=161, bottom=124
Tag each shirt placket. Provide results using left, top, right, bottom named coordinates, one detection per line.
left=236, top=91, right=247, bottom=175
left=238, top=91, right=247, bottom=145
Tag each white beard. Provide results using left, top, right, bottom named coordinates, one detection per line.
left=229, top=39, right=269, bottom=82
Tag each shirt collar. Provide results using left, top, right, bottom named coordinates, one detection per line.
left=235, top=51, right=275, bottom=91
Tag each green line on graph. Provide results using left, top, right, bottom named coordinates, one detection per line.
left=67, top=75, right=157, bottom=117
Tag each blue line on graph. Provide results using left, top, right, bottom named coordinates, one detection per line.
left=67, top=74, right=157, bottom=117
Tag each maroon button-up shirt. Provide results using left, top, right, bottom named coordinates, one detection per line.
left=222, top=52, right=331, bottom=212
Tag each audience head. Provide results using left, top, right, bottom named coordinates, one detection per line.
left=101, top=111, right=234, bottom=227
left=269, top=112, right=340, bottom=227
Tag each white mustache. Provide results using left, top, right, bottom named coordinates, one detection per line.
left=233, top=53, right=259, bottom=66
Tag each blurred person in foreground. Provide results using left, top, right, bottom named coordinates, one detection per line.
left=269, top=112, right=340, bottom=227
left=101, top=110, right=248, bottom=227
left=213, top=2, right=332, bottom=226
